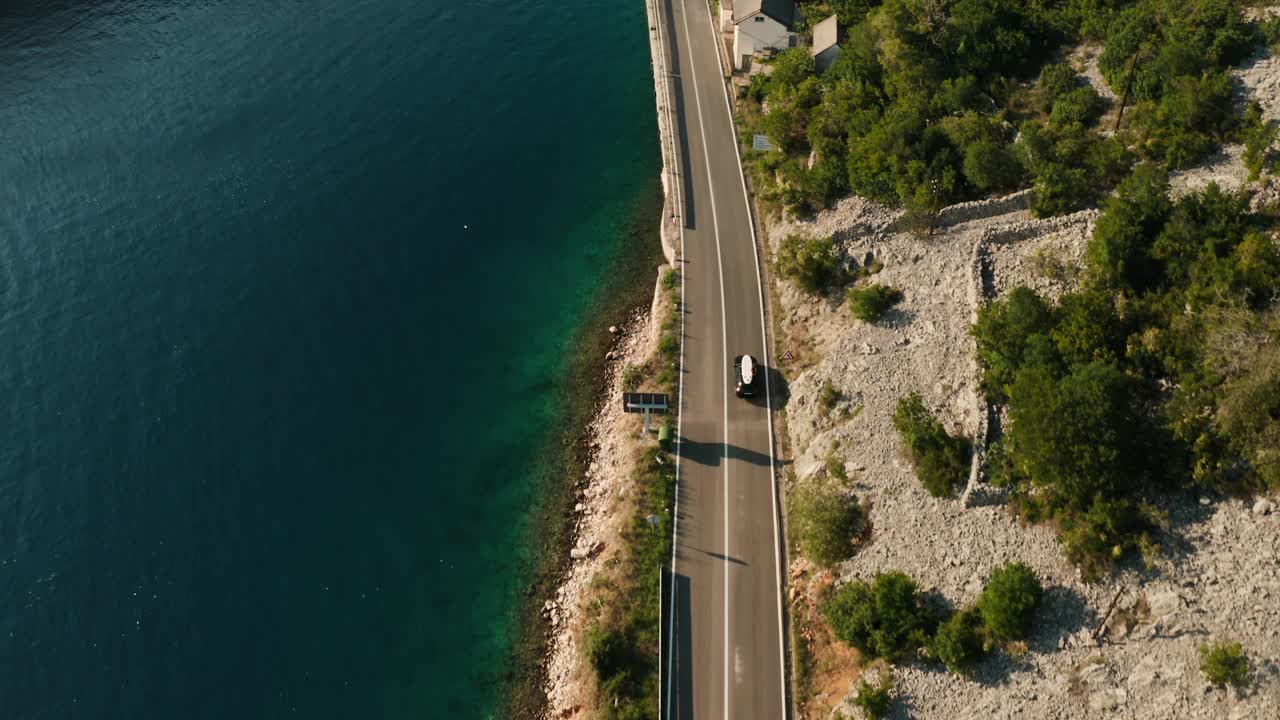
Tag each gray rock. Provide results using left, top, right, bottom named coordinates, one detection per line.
left=1252, top=498, right=1274, bottom=515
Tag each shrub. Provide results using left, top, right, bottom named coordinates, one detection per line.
left=661, top=268, right=680, bottom=293
left=846, top=283, right=903, bottom=322
left=892, top=392, right=971, bottom=497
left=818, top=379, right=841, bottom=412
left=823, top=572, right=933, bottom=662
left=852, top=667, right=893, bottom=720
left=1199, top=640, right=1250, bottom=689
left=1242, top=101, right=1277, bottom=182
left=976, top=563, right=1043, bottom=642
left=776, top=234, right=845, bottom=293
left=792, top=476, right=864, bottom=567
left=586, top=623, right=631, bottom=688
left=931, top=608, right=989, bottom=674
left=1056, top=496, right=1150, bottom=581
left=622, top=364, right=645, bottom=392
left=963, top=139, right=1024, bottom=192
left=1037, top=63, right=1079, bottom=111
left=1086, top=163, right=1172, bottom=292
left=1049, top=86, right=1105, bottom=127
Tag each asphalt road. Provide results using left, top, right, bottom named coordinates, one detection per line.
left=657, top=0, right=787, bottom=717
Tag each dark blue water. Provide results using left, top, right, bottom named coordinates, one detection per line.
left=0, top=2, right=658, bottom=717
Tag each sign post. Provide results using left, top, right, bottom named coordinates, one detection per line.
left=622, top=392, right=670, bottom=433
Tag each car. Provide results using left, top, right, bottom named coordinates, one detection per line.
left=734, top=354, right=760, bottom=398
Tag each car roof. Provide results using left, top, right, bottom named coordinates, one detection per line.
left=741, top=354, right=755, bottom=383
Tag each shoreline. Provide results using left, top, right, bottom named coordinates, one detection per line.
left=533, top=1, right=684, bottom=715
left=502, top=184, right=665, bottom=720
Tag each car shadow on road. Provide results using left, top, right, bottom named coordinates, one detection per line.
left=678, top=436, right=773, bottom=468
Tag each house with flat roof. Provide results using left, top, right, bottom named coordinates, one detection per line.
left=732, top=0, right=796, bottom=71
left=811, top=14, right=841, bottom=74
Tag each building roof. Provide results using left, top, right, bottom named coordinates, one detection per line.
left=812, top=14, right=839, bottom=54
left=733, top=0, right=795, bottom=27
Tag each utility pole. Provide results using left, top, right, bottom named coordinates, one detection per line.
left=1114, top=50, right=1140, bottom=132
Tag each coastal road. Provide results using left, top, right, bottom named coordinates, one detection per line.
left=657, top=0, right=787, bottom=717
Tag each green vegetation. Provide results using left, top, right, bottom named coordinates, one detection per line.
left=846, top=283, right=903, bottom=322
left=792, top=474, right=864, bottom=567
left=742, top=0, right=1268, bottom=219
left=656, top=268, right=681, bottom=391
left=930, top=608, right=989, bottom=674
left=776, top=233, right=847, bottom=293
left=852, top=665, right=894, bottom=720
left=586, top=446, right=676, bottom=718
left=622, top=364, right=645, bottom=392
left=974, top=166, right=1280, bottom=578
left=892, top=392, right=971, bottom=497
left=1199, top=640, right=1251, bottom=689
left=818, top=379, right=842, bottom=412
left=976, top=562, right=1044, bottom=641
left=823, top=571, right=933, bottom=662
left=1242, top=101, right=1277, bottom=181
left=824, top=564, right=1045, bottom=676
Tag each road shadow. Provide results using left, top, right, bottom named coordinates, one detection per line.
left=660, top=0, right=698, bottom=232
left=680, top=435, right=774, bottom=469
left=667, top=571, right=694, bottom=720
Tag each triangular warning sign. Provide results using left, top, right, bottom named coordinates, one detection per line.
left=782, top=350, right=794, bottom=362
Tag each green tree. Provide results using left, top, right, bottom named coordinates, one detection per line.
left=823, top=571, right=933, bottom=661
left=1005, top=360, right=1140, bottom=510
left=976, top=563, right=1043, bottom=641
left=971, top=286, right=1056, bottom=400
left=963, top=139, right=1023, bottom=192
left=1086, top=163, right=1171, bottom=292
left=931, top=608, right=989, bottom=673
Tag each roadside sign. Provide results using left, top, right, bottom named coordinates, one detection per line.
left=623, top=392, right=669, bottom=414
left=782, top=350, right=794, bottom=362
left=623, top=392, right=670, bottom=433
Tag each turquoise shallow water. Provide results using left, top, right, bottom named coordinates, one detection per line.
left=0, top=1, right=658, bottom=718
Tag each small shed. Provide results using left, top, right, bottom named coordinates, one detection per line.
left=811, top=15, right=841, bottom=74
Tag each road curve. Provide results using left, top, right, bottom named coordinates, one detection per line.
left=657, top=0, right=788, bottom=717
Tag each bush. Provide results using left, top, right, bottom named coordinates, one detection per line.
left=931, top=608, right=989, bottom=674
left=852, top=667, right=893, bottom=720
left=1086, top=163, right=1172, bottom=292
left=818, top=379, right=841, bottom=411
left=963, top=139, right=1024, bottom=192
left=846, top=283, right=903, bottom=322
left=661, top=268, right=680, bottom=293
left=1049, top=86, right=1105, bottom=127
left=1056, top=496, right=1150, bottom=581
left=776, top=234, right=845, bottom=293
left=892, top=392, right=972, bottom=497
left=792, top=476, right=864, bottom=567
left=622, top=364, right=645, bottom=392
left=1242, top=101, right=1277, bottom=182
left=586, top=623, right=631, bottom=688
left=976, top=563, right=1043, bottom=642
left=823, top=572, right=933, bottom=661
left=1199, top=640, right=1250, bottom=689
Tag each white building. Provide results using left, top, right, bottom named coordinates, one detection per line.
left=811, top=14, right=841, bottom=74
left=732, top=0, right=796, bottom=71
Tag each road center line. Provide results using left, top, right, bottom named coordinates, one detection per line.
left=698, top=3, right=788, bottom=717
left=676, top=0, right=733, bottom=717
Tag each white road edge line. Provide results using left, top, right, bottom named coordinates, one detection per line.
left=660, top=0, right=685, bottom=713
left=698, top=5, right=788, bottom=719
left=675, top=0, right=733, bottom=717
